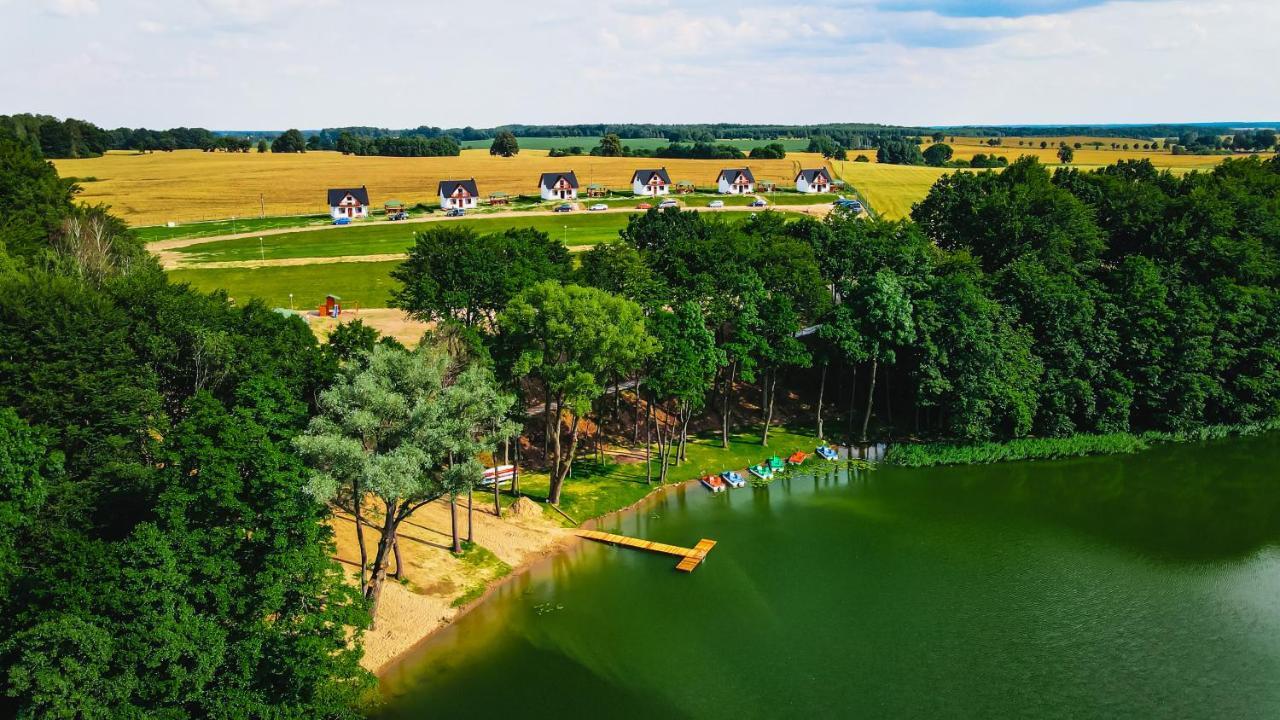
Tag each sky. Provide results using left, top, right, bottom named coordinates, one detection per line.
left=3, top=0, right=1277, bottom=130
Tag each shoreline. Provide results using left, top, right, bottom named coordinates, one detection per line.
left=369, top=478, right=694, bottom=680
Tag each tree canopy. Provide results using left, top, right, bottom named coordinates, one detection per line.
left=0, top=133, right=374, bottom=717
left=489, top=131, right=519, bottom=157
left=270, top=128, right=307, bottom=153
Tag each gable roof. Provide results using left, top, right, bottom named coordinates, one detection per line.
left=630, top=168, right=671, bottom=185
left=795, top=168, right=831, bottom=183
left=539, top=171, right=579, bottom=190
left=438, top=179, right=479, bottom=197
left=717, top=167, right=755, bottom=184
left=327, top=186, right=369, bottom=206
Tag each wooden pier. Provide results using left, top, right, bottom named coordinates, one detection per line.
left=577, top=529, right=716, bottom=572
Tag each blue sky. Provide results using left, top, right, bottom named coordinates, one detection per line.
left=2, top=0, right=1275, bottom=129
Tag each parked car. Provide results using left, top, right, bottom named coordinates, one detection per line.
left=657, top=199, right=679, bottom=209
left=589, top=203, right=609, bottom=211
left=445, top=207, right=465, bottom=217
left=553, top=203, right=574, bottom=213
left=333, top=216, right=352, bottom=226
left=708, top=200, right=725, bottom=208
left=636, top=202, right=653, bottom=210
left=387, top=211, right=408, bottom=221
left=749, top=198, right=768, bottom=207
left=834, top=198, right=864, bottom=213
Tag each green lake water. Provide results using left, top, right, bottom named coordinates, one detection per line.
left=378, top=434, right=1280, bottom=718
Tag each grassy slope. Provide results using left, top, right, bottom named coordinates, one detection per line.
left=168, top=260, right=403, bottom=308
left=517, top=426, right=822, bottom=524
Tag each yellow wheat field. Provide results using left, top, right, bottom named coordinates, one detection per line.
left=924, top=135, right=1256, bottom=169
left=54, top=149, right=831, bottom=225
left=834, top=140, right=1258, bottom=220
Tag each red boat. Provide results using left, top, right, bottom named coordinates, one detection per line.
left=787, top=451, right=808, bottom=465
left=700, top=475, right=726, bottom=493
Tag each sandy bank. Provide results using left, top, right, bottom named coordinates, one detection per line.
left=331, top=494, right=574, bottom=674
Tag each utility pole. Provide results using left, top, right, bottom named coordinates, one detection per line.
left=259, top=193, right=265, bottom=218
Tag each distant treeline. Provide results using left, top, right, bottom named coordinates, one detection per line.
left=6, top=113, right=1278, bottom=159
left=0, top=114, right=260, bottom=157
left=944, top=123, right=1280, bottom=139
left=333, top=131, right=460, bottom=157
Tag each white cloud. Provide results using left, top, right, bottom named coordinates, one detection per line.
left=2, top=0, right=1277, bottom=128
left=47, top=0, right=98, bottom=17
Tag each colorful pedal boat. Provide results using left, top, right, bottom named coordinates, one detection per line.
left=721, top=470, right=746, bottom=488
left=787, top=451, right=808, bottom=465
left=701, top=474, right=726, bottom=492
left=816, top=445, right=839, bottom=460
left=767, top=455, right=785, bottom=471
left=749, top=464, right=772, bottom=480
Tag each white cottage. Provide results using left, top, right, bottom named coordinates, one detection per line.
left=327, top=186, right=369, bottom=220
left=631, top=168, right=672, bottom=196
left=438, top=179, right=479, bottom=209
left=795, top=168, right=833, bottom=194
left=539, top=172, right=579, bottom=201
left=717, top=168, right=755, bottom=194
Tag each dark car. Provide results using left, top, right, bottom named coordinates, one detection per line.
left=445, top=208, right=466, bottom=217
left=553, top=203, right=574, bottom=213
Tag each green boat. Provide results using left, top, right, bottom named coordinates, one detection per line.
left=767, top=456, right=785, bottom=471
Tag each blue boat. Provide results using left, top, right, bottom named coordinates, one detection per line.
left=721, top=470, right=746, bottom=488
left=816, top=445, right=838, bottom=461
left=748, top=464, right=772, bottom=481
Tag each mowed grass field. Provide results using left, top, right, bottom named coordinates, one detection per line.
left=169, top=260, right=403, bottom=309
left=167, top=209, right=806, bottom=309
left=176, top=212, right=641, bottom=263
left=54, top=149, right=827, bottom=225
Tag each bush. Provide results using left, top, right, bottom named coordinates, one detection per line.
left=883, top=433, right=1149, bottom=467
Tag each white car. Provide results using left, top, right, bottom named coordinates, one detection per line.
left=708, top=200, right=725, bottom=208
left=657, top=199, right=679, bottom=209
left=589, top=203, right=608, bottom=211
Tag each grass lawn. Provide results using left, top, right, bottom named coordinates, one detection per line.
left=767, top=192, right=840, bottom=205
left=168, top=260, right=403, bottom=308
left=175, top=212, right=640, bottom=263
left=135, top=214, right=335, bottom=244
left=516, top=425, right=822, bottom=524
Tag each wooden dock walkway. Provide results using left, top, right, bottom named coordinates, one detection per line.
left=577, top=530, right=716, bottom=572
